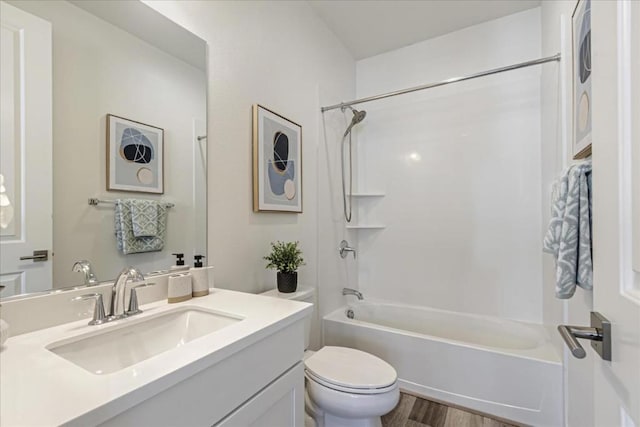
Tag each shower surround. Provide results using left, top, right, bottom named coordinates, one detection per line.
left=351, top=8, right=544, bottom=324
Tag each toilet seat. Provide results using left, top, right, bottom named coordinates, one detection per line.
left=305, top=369, right=398, bottom=395
left=304, top=346, right=397, bottom=395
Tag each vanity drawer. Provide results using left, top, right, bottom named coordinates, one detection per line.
left=215, top=362, right=304, bottom=427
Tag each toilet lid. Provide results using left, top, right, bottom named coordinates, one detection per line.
left=304, top=346, right=397, bottom=391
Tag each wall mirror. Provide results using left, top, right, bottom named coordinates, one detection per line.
left=0, top=0, right=207, bottom=298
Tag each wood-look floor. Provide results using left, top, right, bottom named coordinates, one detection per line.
left=382, top=392, right=519, bottom=427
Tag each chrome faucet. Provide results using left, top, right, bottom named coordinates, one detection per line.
left=72, top=260, right=99, bottom=285
left=342, top=287, right=364, bottom=300
left=110, top=266, right=145, bottom=319
left=339, top=240, right=356, bottom=259
left=71, top=268, right=153, bottom=326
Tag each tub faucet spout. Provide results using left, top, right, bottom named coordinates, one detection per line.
left=342, top=287, right=363, bottom=300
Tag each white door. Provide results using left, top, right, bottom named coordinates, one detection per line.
left=591, top=0, right=640, bottom=426
left=0, top=2, right=52, bottom=297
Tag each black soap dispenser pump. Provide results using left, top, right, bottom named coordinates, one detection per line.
left=170, top=253, right=190, bottom=272
left=194, top=255, right=204, bottom=268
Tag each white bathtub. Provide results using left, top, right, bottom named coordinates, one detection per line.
left=323, top=301, right=563, bottom=427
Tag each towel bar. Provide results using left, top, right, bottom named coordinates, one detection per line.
left=88, top=198, right=175, bottom=208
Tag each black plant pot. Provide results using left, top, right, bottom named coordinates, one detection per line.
left=277, top=271, right=298, bottom=293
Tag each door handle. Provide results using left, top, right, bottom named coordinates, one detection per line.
left=558, top=312, right=611, bottom=361
left=19, top=250, right=48, bottom=262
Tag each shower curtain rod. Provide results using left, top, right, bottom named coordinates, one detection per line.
left=320, top=53, right=561, bottom=112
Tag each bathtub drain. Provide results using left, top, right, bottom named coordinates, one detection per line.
left=346, top=309, right=355, bottom=319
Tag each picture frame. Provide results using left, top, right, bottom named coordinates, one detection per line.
left=572, top=0, right=592, bottom=159
left=107, top=114, right=164, bottom=194
left=252, top=104, right=302, bottom=213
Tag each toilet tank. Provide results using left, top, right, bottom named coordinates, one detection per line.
left=260, top=286, right=316, bottom=350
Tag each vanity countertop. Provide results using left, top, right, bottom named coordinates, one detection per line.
left=0, top=289, right=311, bottom=426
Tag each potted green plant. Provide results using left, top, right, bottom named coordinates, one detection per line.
left=264, top=241, right=305, bottom=293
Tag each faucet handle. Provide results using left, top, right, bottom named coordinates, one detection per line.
left=339, top=240, right=357, bottom=259
left=126, top=282, right=155, bottom=316
left=72, top=293, right=107, bottom=325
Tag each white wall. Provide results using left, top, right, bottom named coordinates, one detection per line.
left=353, top=9, right=543, bottom=323
left=144, top=1, right=356, bottom=348
left=541, top=2, right=595, bottom=426
left=9, top=0, right=207, bottom=288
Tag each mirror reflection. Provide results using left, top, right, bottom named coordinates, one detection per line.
left=0, top=0, right=207, bottom=298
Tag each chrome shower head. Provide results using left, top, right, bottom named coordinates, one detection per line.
left=342, top=105, right=366, bottom=137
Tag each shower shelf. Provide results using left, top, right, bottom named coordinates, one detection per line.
left=344, top=192, right=385, bottom=229
left=345, top=224, right=386, bottom=230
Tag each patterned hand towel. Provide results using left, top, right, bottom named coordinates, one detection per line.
left=115, top=199, right=168, bottom=254
left=131, top=199, right=159, bottom=237
left=543, top=161, right=592, bottom=299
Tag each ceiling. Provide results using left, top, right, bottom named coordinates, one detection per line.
left=71, top=0, right=206, bottom=71
left=308, top=0, right=540, bottom=60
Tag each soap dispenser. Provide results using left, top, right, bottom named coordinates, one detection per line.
left=170, top=253, right=190, bottom=272
left=167, top=272, right=193, bottom=303
left=190, top=255, right=209, bottom=297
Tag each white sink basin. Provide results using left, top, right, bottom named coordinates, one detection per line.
left=47, top=306, right=242, bottom=375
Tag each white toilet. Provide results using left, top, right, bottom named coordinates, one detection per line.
left=260, top=287, right=400, bottom=427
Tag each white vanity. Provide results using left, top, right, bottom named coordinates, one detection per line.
left=0, top=289, right=311, bottom=426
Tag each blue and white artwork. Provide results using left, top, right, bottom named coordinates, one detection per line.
left=107, top=114, right=164, bottom=194
left=253, top=105, right=302, bottom=212
left=572, top=0, right=592, bottom=159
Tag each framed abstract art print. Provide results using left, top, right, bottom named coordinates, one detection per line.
left=252, top=105, right=302, bottom=213
left=107, top=114, right=164, bottom=194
